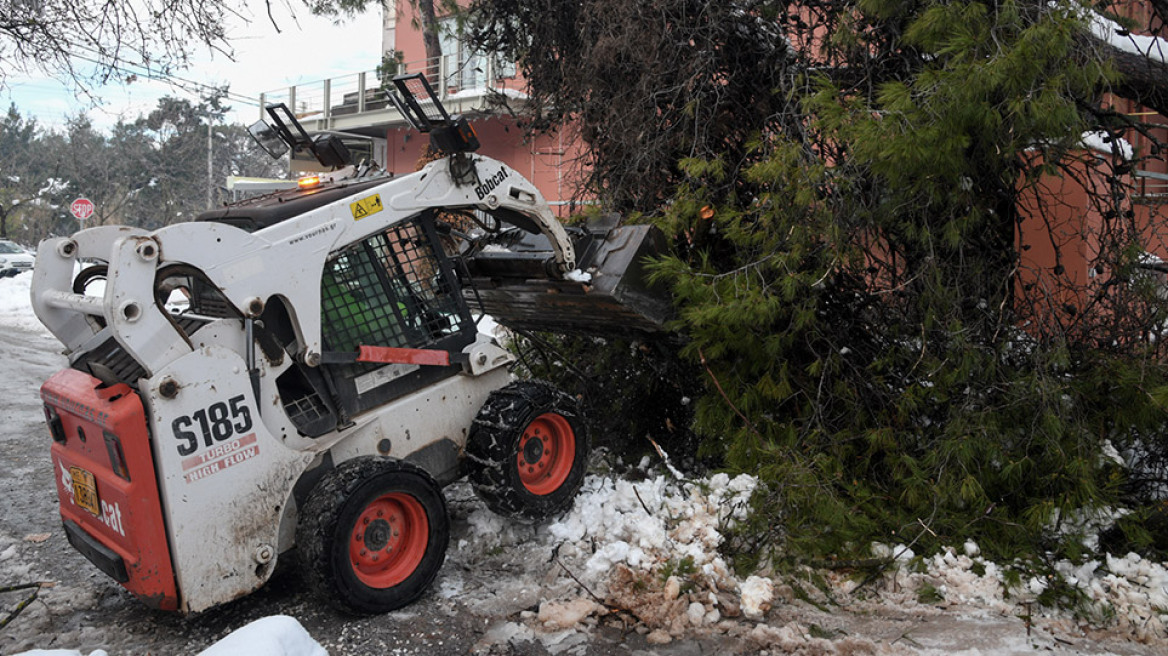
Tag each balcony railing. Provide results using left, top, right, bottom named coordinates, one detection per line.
left=259, top=54, right=520, bottom=128
left=1120, top=112, right=1168, bottom=203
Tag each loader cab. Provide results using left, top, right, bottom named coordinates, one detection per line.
left=275, top=209, right=478, bottom=437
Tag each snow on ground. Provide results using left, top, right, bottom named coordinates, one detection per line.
left=12, top=644, right=108, bottom=648
left=0, top=271, right=44, bottom=332
left=463, top=470, right=1168, bottom=652
left=195, top=616, right=327, bottom=656
left=4, top=268, right=1168, bottom=654
left=11, top=615, right=326, bottom=656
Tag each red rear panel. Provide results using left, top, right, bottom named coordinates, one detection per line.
left=41, top=368, right=178, bottom=611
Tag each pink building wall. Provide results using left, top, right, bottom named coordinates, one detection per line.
left=385, top=2, right=589, bottom=216
left=382, top=119, right=589, bottom=215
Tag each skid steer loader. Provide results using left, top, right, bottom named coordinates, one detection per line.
left=30, top=74, right=669, bottom=615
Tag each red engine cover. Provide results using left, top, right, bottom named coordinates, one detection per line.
left=41, top=368, right=178, bottom=611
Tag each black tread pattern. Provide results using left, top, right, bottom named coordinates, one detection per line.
left=296, top=457, right=449, bottom=615
left=466, top=381, right=590, bottom=521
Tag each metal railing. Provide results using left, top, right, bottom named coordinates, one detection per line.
left=259, top=54, right=519, bottom=124
left=1118, top=112, right=1168, bottom=202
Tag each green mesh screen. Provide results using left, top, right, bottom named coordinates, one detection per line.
left=320, top=219, right=463, bottom=359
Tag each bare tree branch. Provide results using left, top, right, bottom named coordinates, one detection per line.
left=0, top=0, right=272, bottom=93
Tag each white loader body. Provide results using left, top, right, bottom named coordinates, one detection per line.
left=30, top=155, right=574, bottom=612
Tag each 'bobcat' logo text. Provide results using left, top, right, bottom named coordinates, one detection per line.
left=475, top=168, right=509, bottom=201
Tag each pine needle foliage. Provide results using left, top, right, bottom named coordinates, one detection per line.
left=651, top=1, right=1168, bottom=562
left=469, top=0, right=1168, bottom=564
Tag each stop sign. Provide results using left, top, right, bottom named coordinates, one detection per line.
left=70, top=198, right=95, bottom=221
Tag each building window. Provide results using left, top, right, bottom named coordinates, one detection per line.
left=439, top=18, right=515, bottom=92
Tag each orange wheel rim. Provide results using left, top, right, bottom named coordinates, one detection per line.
left=516, top=413, right=575, bottom=495
left=348, top=492, right=428, bottom=588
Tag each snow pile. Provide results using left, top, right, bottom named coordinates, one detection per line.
left=544, top=472, right=756, bottom=594
left=1054, top=553, right=1168, bottom=642
left=738, top=575, right=775, bottom=619
left=859, top=540, right=1168, bottom=644
left=463, top=465, right=1168, bottom=650
left=195, top=615, right=327, bottom=656
left=0, top=272, right=44, bottom=333
left=11, top=616, right=325, bottom=656
left=1048, top=505, right=1131, bottom=553
left=463, top=471, right=803, bottom=646
left=462, top=472, right=757, bottom=599
left=867, top=542, right=1011, bottom=612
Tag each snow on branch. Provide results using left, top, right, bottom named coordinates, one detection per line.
left=1087, top=5, right=1168, bottom=66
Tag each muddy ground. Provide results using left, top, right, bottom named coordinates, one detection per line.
left=1, top=323, right=1165, bottom=656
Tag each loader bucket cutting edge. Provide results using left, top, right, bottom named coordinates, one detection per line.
left=465, top=224, right=672, bottom=336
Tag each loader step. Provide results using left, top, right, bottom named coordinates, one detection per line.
left=64, top=519, right=129, bottom=583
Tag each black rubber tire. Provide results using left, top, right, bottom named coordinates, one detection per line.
left=72, top=264, right=108, bottom=295
left=296, top=457, right=449, bottom=615
left=466, top=381, right=589, bottom=521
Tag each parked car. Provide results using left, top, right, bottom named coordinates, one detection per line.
left=0, top=240, right=35, bottom=277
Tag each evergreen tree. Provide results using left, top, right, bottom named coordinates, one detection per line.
left=470, top=0, right=1168, bottom=566
left=0, top=98, right=285, bottom=244
left=0, top=106, right=46, bottom=241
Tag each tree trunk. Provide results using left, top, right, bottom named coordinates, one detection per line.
left=416, top=0, right=443, bottom=85
left=1095, top=36, right=1168, bottom=119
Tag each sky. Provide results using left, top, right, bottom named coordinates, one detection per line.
left=0, top=4, right=386, bottom=132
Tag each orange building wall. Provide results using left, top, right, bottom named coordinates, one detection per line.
left=385, top=1, right=586, bottom=216
left=382, top=118, right=589, bottom=217
left=1015, top=146, right=1168, bottom=334
left=1016, top=155, right=1098, bottom=320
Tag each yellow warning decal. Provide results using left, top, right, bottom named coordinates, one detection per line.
left=350, top=194, right=384, bottom=220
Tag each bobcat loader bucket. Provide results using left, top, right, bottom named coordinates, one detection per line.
left=463, top=217, right=672, bottom=336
